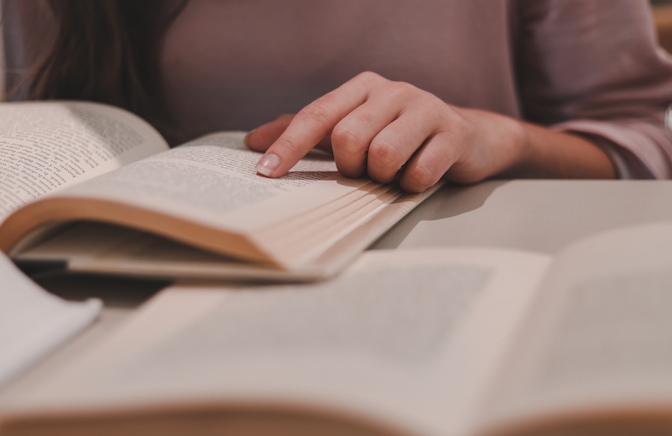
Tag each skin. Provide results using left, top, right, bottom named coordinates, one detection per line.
left=246, top=72, right=616, bottom=193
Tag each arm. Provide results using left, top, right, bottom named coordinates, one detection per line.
left=246, top=72, right=614, bottom=193
left=514, top=0, right=672, bottom=179
left=247, top=0, right=672, bottom=190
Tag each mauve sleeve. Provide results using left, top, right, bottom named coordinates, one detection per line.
left=516, top=0, right=672, bottom=178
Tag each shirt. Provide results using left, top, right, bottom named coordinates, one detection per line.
left=5, top=0, right=672, bottom=178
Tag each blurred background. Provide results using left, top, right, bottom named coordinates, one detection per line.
left=652, top=0, right=672, bottom=52
left=0, top=2, right=670, bottom=100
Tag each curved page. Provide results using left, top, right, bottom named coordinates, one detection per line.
left=0, top=101, right=168, bottom=223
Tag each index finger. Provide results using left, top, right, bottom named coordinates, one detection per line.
left=255, top=73, right=378, bottom=177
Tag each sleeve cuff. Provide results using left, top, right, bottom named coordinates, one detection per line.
left=551, top=118, right=672, bottom=179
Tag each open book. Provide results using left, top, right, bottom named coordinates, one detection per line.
left=0, top=101, right=439, bottom=281
left=1, top=222, right=671, bottom=435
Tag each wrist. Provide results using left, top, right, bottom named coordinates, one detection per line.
left=450, top=107, right=529, bottom=181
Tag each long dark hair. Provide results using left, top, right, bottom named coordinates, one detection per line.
left=18, top=0, right=187, bottom=134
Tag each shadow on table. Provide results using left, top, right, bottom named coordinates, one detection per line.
left=371, top=180, right=508, bottom=250
left=31, top=272, right=170, bottom=308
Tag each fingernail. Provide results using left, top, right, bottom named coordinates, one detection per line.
left=243, top=129, right=256, bottom=148
left=256, top=153, right=280, bottom=176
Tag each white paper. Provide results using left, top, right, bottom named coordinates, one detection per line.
left=0, top=253, right=101, bottom=387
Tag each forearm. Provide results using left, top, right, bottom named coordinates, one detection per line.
left=508, top=122, right=616, bottom=179
left=449, top=108, right=617, bottom=183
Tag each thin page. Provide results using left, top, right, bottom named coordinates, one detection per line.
left=1, top=248, right=550, bottom=436
left=478, top=222, right=672, bottom=434
left=0, top=253, right=101, bottom=388
left=14, top=222, right=324, bottom=282
left=58, top=132, right=377, bottom=233
left=0, top=101, right=169, bottom=223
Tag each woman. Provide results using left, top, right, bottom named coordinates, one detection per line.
left=5, top=0, right=672, bottom=192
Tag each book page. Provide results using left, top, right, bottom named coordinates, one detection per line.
left=478, top=222, right=672, bottom=434
left=57, top=132, right=380, bottom=233
left=0, top=101, right=168, bottom=223
left=40, top=131, right=410, bottom=267
left=0, top=253, right=100, bottom=388
left=0, top=248, right=551, bottom=436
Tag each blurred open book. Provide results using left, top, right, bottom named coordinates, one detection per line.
left=3, top=222, right=672, bottom=435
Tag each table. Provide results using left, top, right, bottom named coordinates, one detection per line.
left=3, top=179, right=672, bottom=399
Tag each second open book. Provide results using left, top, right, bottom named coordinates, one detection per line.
left=3, top=221, right=672, bottom=435
left=0, top=101, right=438, bottom=281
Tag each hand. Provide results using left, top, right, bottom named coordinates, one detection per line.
left=245, top=72, right=615, bottom=191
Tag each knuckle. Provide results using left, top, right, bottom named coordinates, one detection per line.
left=389, top=80, right=417, bottom=98
left=331, top=125, right=363, bottom=155
left=369, top=139, right=401, bottom=170
left=356, top=71, right=383, bottom=84
left=426, top=94, right=447, bottom=113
